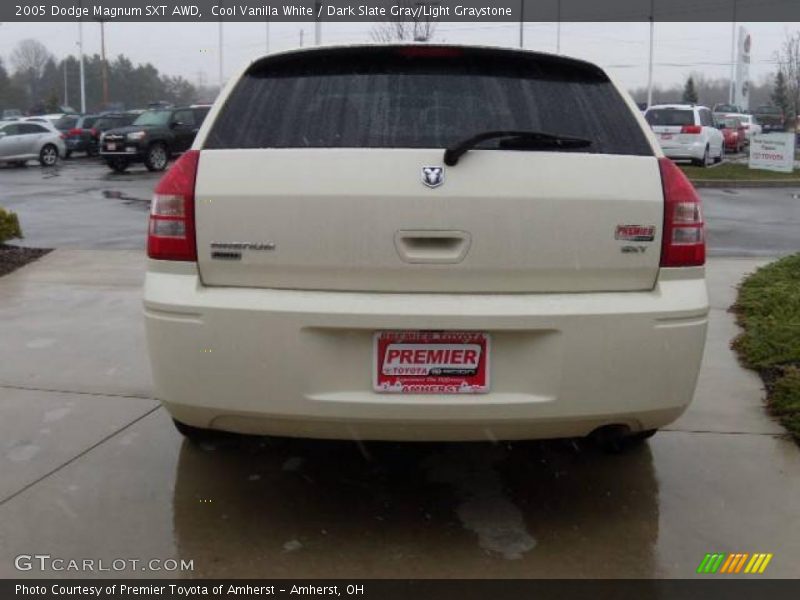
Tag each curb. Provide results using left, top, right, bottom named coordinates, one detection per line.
left=690, top=179, right=800, bottom=189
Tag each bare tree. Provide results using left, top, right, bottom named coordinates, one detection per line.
left=10, top=39, right=53, bottom=103
left=774, top=31, right=800, bottom=121
left=10, top=39, right=51, bottom=78
left=370, top=1, right=437, bottom=43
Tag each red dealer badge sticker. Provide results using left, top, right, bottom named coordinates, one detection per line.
left=373, top=331, right=490, bottom=394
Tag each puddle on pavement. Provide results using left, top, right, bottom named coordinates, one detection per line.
left=41, top=164, right=63, bottom=179
left=102, top=189, right=151, bottom=209
left=170, top=435, right=659, bottom=577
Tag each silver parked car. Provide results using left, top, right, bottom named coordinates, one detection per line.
left=0, top=120, right=65, bottom=166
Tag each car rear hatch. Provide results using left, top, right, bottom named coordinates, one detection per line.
left=645, top=108, right=698, bottom=148
left=194, top=46, right=662, bottom=293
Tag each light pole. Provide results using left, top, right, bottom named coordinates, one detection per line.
left=218, top=21, right=224, bottom=88
left=63, top=61, right=69, bottom=106
left=556, top=0, right=561, bottom=54
left=646, top=0, right=655, bottom=108
left=78, top=20, right=86, bottom=113
left=97, top=19, right=109, bottom=107
left=729, top=1, right=737, bottom=104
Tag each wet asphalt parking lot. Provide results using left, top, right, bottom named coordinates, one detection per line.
left=0, top=156, right=799, bottom=579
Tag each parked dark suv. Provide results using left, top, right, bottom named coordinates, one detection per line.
left=93, top=111, right=142, bottom=135
left=100, top=106, right=210, bottom=172
left=55, top=114, right=100, bottom=157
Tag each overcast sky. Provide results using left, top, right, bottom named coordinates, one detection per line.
left=0, top=21, right=797, bottom=91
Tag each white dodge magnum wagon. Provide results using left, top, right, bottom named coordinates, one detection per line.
left=144, top=45, right=708, bottom=448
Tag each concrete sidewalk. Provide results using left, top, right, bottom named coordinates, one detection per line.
left=0, top=251, right=798, bottom=578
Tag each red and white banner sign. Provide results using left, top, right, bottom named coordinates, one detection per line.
left=373, top=331, right=490, bottom=394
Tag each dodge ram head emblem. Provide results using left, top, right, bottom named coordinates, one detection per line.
left=421, top=166, right=444, bottom=188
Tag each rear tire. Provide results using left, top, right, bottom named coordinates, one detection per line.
left=39, top=144, right=58, bottom=167
left=692, top=146, right=710, bottom=168
left=144, top=143, right=168, bottom=171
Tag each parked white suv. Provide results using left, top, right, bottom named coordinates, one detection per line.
left=144, top=45, right=708, bottom=449
left=645, top=104, right=725, bottom=167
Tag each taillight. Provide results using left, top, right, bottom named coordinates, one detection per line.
left=89, top=128, right=98, bottom=137
left=68, top=127, right=82, bottom=136
left=147, top=150, right=199, bottom=261
left=658, top=158, right=705, bottom=267
left=680, top=125, right=702, bottom=134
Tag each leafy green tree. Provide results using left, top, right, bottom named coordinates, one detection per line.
left=775, top=31, right=800, bottom=122
left=682, top=76, right=699, bottom=104
left=162, top=75, right=196, bottom=106
left=772, top=70, right=791, bottom=119
left=0, top=59, right=26, bottom=111
left=40, top=58, right=61, bottom=109
left=7, top=38, right=200, bottom=113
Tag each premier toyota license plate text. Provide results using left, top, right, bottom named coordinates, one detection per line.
left=373, top=331, right=490, bottom=394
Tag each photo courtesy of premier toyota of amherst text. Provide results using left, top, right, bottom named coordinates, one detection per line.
left=0, top=1, right=799, bottom=598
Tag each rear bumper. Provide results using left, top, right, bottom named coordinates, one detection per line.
left=660, top=140, right=706, bottom=161
left=144, top=263, right=708, bottom=441
left=100, top=141, right=145, bottom=161
left=101, top=151, right=144, bottom=161
left=66, top=137, right=95, bottom=151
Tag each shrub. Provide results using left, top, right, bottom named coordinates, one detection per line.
left=0, top=206, right=22, bottom=244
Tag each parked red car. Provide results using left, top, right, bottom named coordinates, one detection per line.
left=719, top=116, right=746, bottom=153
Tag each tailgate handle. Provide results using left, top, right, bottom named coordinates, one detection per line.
left=394, top=230, right=472, bottom=264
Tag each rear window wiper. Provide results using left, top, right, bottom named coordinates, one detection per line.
left=443, top=130, right=592, bottom=166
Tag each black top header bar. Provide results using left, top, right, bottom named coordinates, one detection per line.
left=4, top=0, right=800, bottom=23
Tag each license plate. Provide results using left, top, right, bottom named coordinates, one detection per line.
left=107, top=143, right=116, bottom=151
left=373, top=331, right=490, bottom=394
left=660, top=133, right=673, bottom=140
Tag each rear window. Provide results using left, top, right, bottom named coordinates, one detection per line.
left=193, top=107, right=210, bottom=123
left=205, top=47, right=652, bottom=156
left=645, top=109, right=695, bottom=127
left=133, top=110, right=171, bottom=127
left=55, top=116, right=78, bottom=130
left=94, top=117, right=119, bottom=130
